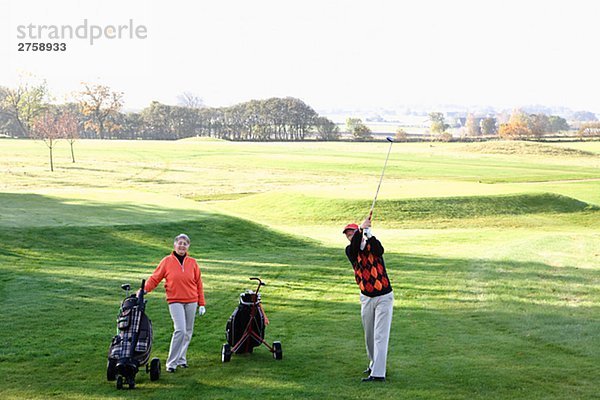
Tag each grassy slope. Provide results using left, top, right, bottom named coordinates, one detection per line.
left=208, top=191, right=599, bottom=229
left=0, top=139, right=599, bottom=399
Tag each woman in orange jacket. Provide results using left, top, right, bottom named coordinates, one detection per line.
left=142, top=233, right=206, bottom=372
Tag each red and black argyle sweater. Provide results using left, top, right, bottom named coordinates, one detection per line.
left=345, top=230, right=392, bottom=297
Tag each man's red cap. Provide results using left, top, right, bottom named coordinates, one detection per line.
left=342, top=223, right=359, bottom=234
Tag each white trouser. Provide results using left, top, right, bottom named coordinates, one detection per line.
left=360, top=291, right=394, bottom=378
left=166, top=302, right=198, bottom=369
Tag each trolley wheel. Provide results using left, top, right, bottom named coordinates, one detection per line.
left=128, top=377, right=135, bottom=390
left=273, top=341, right=283, bottom=360
left=150, top=358, right=161, bottom=381
left=116, top=376, right=123, bottom=390
left=222, top=343, right=232, bottom=363
left=107, top=358, right=117, bottom=381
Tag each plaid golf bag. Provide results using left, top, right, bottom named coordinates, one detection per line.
left=106, top=280, right=159, bottom=389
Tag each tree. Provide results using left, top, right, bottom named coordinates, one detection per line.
left=77, top=83, right=123, bottom=139
left=353, top=124, right=373, bottom=141
left=60, top=111, right=79, bottom=163
left=528, top=114, right=549, bottom=138
left=465, top=113, right=481, bottom=136
left=113, top=111, right=143, bottom=139
left=428, top=112, right=449, bottom=136
left=0, top=80, right=49, bottom=137
left=395, top=128, right=408, bottom=142
left=497, top=111, right=568, bottom=139
left=284, top=97, right=319, bottom=141
left=177, top=92, right=204, bottom=109
left=140, top=101, right=172, bottom=139
left=31, top=111, right=63, bottom=171
left=480, top=117, right=498, bottom=135
left=346, top=117, right=361, bottom=134
left=48, top=103, right=82, bottom=160
left=498, top=110, right=532, bottom=140
left=547, top=115, right=569, bottom=133
left=498, top=121, right=530, bottom=140
left=346, top=118, right=372, bottom=141
left=0, top=86, right=22, bottom=136
left=314, top=117, right=340, bottom=141
left=578, top=122, right=600, bottom=139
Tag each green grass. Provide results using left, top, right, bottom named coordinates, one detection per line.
left=207, top=191, right=599, bottom=228
left=0, top=139, right=599, bottom=399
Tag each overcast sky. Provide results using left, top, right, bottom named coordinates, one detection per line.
left=1, top=0, right=599, bottom=112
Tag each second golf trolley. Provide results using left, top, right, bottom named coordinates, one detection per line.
left=222, top=277, right=282, bottom=362
left=106, top=279, right=161, bottom=389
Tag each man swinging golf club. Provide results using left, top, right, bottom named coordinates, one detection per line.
left=343, top=136, right=394, bottom=383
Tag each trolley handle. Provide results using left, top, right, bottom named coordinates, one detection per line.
left=250, top=277, right=265, bottom=294
left=250, top=277, right=265, bottom=286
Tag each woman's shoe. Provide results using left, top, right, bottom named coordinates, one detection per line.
left=362, top=376, right=385, bottom=382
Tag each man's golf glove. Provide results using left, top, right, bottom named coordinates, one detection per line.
left=364, top=228, right=373, bottom=238
left=198, top=306, right=206, bottom=316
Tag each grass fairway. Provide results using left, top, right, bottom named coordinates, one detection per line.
left=0, top=139, right=599, bottom=399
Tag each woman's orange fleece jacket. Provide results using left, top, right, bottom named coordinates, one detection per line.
left=144, top=253, right=205, bottom=305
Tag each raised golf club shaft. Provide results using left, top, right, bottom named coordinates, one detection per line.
left=368, top=137, right=394, bottom=220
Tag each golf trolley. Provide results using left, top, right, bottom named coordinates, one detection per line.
left=221, top=277, right=282, bottom=362
left=106, top=279, right=161, bottom=389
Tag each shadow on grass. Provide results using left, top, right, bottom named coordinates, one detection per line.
left=0, top=208, right=598, bottom=399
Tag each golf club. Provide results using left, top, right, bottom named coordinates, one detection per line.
left=368, top=136, right=394, bottom=220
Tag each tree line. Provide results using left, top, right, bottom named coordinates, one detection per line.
left=0, top=82, right=340, bottom=141
left=1, top=81, right=597, bottom=146
left=419, top=110, right=599, bottom=142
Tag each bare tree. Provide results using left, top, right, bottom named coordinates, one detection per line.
left=395, top=128, right=408, bottom=142
left=465, top=113, right=481, bottom=136
left=61, top=111, right=79, bottom=163
left=177, top=92, right=204, bottom=109
left=578, top=122, right=600, bottom=139
left=31, top=111, right=63, bottom=171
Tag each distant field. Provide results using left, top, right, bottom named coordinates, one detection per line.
left=2, top=139, right=599, bottom=200
left=0, top=139, right=599, bottom=399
